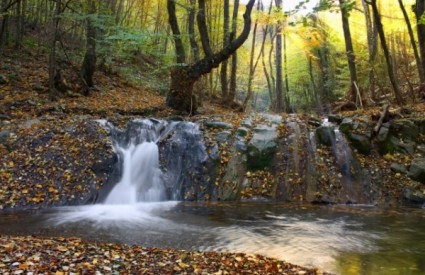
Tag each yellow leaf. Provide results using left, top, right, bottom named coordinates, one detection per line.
left=22, top=189, right=29, bottom=194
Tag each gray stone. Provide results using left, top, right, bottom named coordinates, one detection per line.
left=328, top=114, right=343, bottom=124
left=316, top=126, right=335, bottom=146
left=214, top=131, right=232, bottom=144
left=376, top=124, right=390, bottom=143
left=205, top=121, right=233, bottom=130
left=0, top=130, right=11, bottom=143
left=403, top=188, right=425, bottom=203
left=0, top=74, right=7, bottom=85
left=236, top=127, right=249, bottom=137
left=32, top=84, right=44, bottom=92
left=241, top=119, right=253, bottom=128
left=348, top=134, right=371, bottom=155
left=390, top=163, right=408, bottom=174
left=246, top=125, right=278, bottom=170
left=23, top=118, right=41, bottom=128
left=379, top=136, right=416, bottom=155
left=339, top=118, right=353, bottom=134
left=168, top=115, right=184, bottom=121
left=0, top=114, right=11, bottom=120
left=415, top=119, right=425, bottom=135
left=408, top=158, right=425, bottom=183
left=235, top=138, right=247, bottom=152
left=393, top=120, right=419, bottom=141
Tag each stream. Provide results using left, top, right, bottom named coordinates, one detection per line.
left=0, top=202, right=424, bottom=274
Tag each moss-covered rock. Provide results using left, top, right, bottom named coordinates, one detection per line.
left=347, top=133, right=371, bottom=155
left=315, top=126, right=335, bottom=146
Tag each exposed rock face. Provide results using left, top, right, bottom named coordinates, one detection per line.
left=315, top=126, right=335, bottom=146
left=408, top=158, right=425, bottom=183
left=247, top=125, right=278, bottom=170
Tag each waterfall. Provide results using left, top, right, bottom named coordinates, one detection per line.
left=98, top=118, right=211, bottom=204
left=102, top=119, right=172, bottom=204
left=104, top=142, right=165, bottom=204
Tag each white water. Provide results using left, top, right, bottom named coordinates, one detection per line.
left=105, top=142, right=165, bottom=204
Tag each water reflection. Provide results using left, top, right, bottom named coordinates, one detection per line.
left=0, top=203, right=424, bottom=274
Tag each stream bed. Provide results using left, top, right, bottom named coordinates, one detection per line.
left=0, top=202, right=424, bottom=274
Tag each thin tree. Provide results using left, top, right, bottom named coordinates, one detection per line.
left=339, top=0, right=360, bottom=105
left=365, top=0, right=405, bottom=104
left=275, top=0, right=284, bottom=112
left=399, top=0, right=425, bottom=82
left=228, top=0, right=240, bottom=103
left=166, top=0, right=256, bottom=113
left=48, top=0, right=61, bottom=100
left=81, top=0, right=97, bottom=94
left=220, top=0, right=230, bottom=99
left=415, top=0, right=425, bottom=79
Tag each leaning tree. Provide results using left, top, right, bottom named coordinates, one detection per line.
left=166, top=0, right=256, bottom=114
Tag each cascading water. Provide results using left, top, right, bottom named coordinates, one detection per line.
left=102, top=119, right=170, bottom=204
left=104, top=142, right=165, bottom=204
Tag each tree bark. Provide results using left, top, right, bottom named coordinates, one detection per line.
left=48, top=0, right=61, bottom=100
left=339, top=0, right=359, bottom=104
left=81, top=0, right=97, bottom=93
left=228, top=0, right=240, bottom=102
left=167, top=0, right=256, bottom=113
left=368, top=0, right=404, bottom=104
left=167, top=0, right=186, bottom=64
left=416, top=0, right=425, bottom=79
left=275, top=0, right=284, bottom=112
left=220, top=0, right=230, bottom=99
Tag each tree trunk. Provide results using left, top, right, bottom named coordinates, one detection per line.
left=416, top=0, right=425, bottom=79
left=275, top=0, right=284, bottom=112
left=228, top=0, right=240, bottom=102
left=220, top=0, right=230, bottom=99
left=362, top=0, right=378, bottom=102
left=243, top=0, right=260, bottom=109
left=48, top=0, right=61, bottom=100
left=167, top=0, right=256, bottom=113
left=188, top=0, right=199, bottom=62
left=81, top=0, right=97, bottom=93
left=369, top=0, right=404, bottom=104
left=339, top=0, right=359, bottom=104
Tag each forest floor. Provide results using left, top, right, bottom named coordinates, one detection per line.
left=0, top=50, right=329, bottom=274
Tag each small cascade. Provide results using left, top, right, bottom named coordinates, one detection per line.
left=102, top=119, right=171, bottom=204
left=98, top=118, right=212, bottom=204
left=315, top=119, right=372, bottom=204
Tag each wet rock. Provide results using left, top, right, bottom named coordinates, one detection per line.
left=403, top=188, right=425, bottom=203
left=168, top=115, right=184, bottom=121
left=408, top=158, right=425, bottom=183
left=414, top=119, right=425, bottom=135
left=23, top=118, right=41, bottom=128
left=204, top=121, right=233, bottom=130
left=247, top=125, right=278, bottom=170
left=235, top=138, right=247, bottom=152
left=339, top=118, right=353, bottom=134
left=0, top=74, right=7, bottom=85
left=315, top=126, right=335, bottom=146
left=0, top=130, right=11, bottom=143
left=347, top=134, right=371, bottom=155
left=379, top=136, right=416, bottom=155
left=390, top=163, right=408, bottom=174
left=241, top=119, right=253, bottom=128
left=0, top=114, right=10, bottom=120
left=376, top=123, right=390, bottom=143
left=214, top=131, right=232, bottom=144
left=328, top=114, right=343, bottom=124
left=236, top=127, right=249, bottom=137
left=392, top=120, right=419, bottom=141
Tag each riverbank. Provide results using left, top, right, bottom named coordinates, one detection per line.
left=0, top=235, right=326, bottom=274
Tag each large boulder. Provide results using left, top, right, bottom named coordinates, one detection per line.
left=246, top=125, right=278, bottom=170
left=315, top=126, right=335, bottom=146
left=347, top=133, right=371, bottom=155
left=408, top=158, right=425, bottom=183
left=392, top=120, right=419, bottom=141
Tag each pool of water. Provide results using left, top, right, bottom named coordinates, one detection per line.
left=0, top=202, right=424, bottom=274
